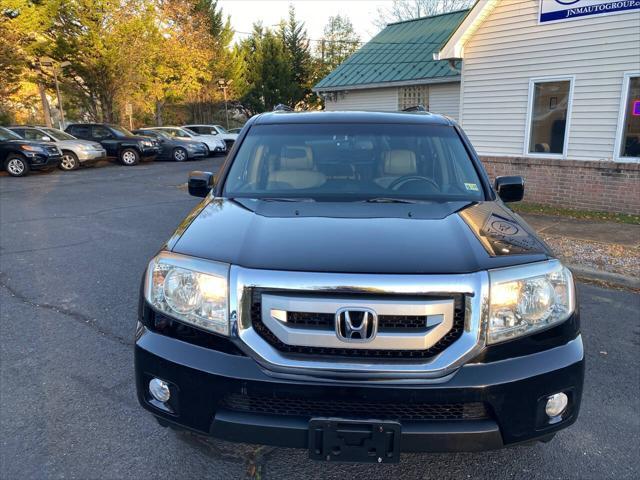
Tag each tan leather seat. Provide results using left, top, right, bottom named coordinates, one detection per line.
left=268, top=146, right=326, bottom=189
left=375, top=150, right=417, bottom=188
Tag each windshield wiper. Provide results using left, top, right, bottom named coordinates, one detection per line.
left=258, top=197, right=316, bottom=203
left=362, top=197, right=420, bottom=204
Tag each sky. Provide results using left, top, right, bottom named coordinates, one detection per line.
left=218, top=0, right=394, bottom=45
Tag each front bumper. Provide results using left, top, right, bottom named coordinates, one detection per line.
left=28, top=153, right=62, bottom=170
left=76, top=149, right=107, bottom=163
left=140, top=146, right=160, bottom=159
left=135, top=325, right=584, bottom=453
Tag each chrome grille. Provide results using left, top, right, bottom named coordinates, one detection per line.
left=250, top=290, right=465, bottom=359
left=230, top=266, right=488, bottom=379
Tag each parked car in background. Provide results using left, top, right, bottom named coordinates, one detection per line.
left=0, top=126, right=62, bottom=176
left=227, top=127, right=243, bottom=134
left=182, top=124, right=238, bottom=149
left=8, top=126, right=106, bottom=171
left=65, top=123, right=159, bottom=166
left=133, top=129, right=208, bottom=161
left=150, top=127, right=226, bottom=156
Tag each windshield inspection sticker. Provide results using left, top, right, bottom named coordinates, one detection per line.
left=464, top=183, right=479, bottom=191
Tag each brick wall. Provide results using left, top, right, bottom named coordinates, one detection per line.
left=481, top=156, right=640, bottom=215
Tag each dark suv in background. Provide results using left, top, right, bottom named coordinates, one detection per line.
left=133, top=129, right=208, bottom=162
left=65, top=123, right=159, bottom=165
left=135, top=111, right=584, bottom=463
left=0, top=126, right=62, bottom=176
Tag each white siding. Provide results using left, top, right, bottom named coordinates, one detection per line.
left=429, top=82, right=461, bottom=120
left=460, top=0, right=640, bottom=161
left=324, top=87, right=398, bottom=111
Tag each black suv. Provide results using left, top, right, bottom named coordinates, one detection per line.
left=65, top=123, right=159, bottom=165
left=132, top=129, right=208, bottom=162
left=0, top=126, right=62, bottom=176
left=135, top=111, right=584, bottom=463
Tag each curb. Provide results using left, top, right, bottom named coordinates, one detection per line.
left=568, top=264, right=640, bottom=290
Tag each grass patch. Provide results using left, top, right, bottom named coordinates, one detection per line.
left=510, top=202, right=640, bottom=225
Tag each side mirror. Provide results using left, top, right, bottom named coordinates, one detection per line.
left=495, top=176, right=525, bottom=203
left=41, top=135, right=51, bottom=142
left=188, top=171, right=215, bottom=198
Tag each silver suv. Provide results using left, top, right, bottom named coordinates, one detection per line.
left=9, top=126, right=106, bottom=171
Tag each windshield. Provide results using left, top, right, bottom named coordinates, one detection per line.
left=214, top=125, right=227, bottom=133
left=0, top=127, right=22, bottom=141
left=110, top=125, right=134, bottom=136
left=146, top=129, right=171, bottom=139
left=42, top=128, right=75, bottom=141
left=180, top=128, right=198, bottom=136
left=224, top=123, right=485, bottom=202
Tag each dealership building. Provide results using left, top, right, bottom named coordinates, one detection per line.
left=314, top=0, right=640, bottom=214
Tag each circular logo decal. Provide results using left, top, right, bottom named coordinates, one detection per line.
left=555, top=0, right=580, bottom=5
left=491, top=220, right=519, bottom=236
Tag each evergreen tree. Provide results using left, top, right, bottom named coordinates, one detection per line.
left=239, top=23, right=293, bottom=114
left=281, top=5, right=311, bottom=107
left=316, top=15, right=361, bottom=77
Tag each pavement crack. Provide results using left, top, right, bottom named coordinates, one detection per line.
left=0, top=198, right=196, bottom=226
left=0, top=272, right=133, bottom=347
left=0, top=238, right=93, bottom=256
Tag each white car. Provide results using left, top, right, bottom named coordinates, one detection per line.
left=151, top=127, right=226, bottom=155
left=182, top=124, right=238, bottom=149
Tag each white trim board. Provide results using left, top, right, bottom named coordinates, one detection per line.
left=613, top=71, right=640, bottom=163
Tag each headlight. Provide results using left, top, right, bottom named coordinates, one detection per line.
left=20, top=145, right=45, bottom=152
left=144, top=252, right=229, bottom=335
left=488, top=260, right=575, bottom=344
left=141, top=140, right=153, bottom=147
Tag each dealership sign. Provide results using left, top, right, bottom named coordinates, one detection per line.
left=539, top=0, right=640, bottom=23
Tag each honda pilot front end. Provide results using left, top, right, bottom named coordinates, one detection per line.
left=135, top=111, right=584, bottom=463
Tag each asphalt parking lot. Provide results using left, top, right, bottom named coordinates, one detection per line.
left=1, top=160, right=639, bottom=479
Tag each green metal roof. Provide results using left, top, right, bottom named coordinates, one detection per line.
left=314, top=9, right=469, bottom=92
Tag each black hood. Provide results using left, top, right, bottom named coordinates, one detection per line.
left=168, top=199, right=551, bottom=274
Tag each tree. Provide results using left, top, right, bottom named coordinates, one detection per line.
left=238, top=23, right=292, bottom=114
left=374, top=0, right=473, bottom=28
left=317, top=15, right=361, bottom=73
left=144, top=0, right=214, bottom=125
left=281, top=5, right=311, bottom=107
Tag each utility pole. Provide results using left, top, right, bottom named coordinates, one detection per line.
left=217, top=79, right=233, bottom=129
left=39, top=58, right=71, bottom=129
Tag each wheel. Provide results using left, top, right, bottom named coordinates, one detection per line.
left=120, top=148, right=140, bottom=166
left=60, top=151, right=80, bottom=171
left=5, top=154, right=29, bottom=177
left=172, top=147, right=187, bottom=162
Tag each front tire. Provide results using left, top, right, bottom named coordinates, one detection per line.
left=173, top=147, right=187, bottom=162
left=120, top=148, right=140, bottom=166
left=60, top=151, right=80, bottom=171
left=5, top=154, right=29, bottom=177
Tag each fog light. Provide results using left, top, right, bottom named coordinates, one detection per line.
left=545, top=392, right=568, bottom=418
left=149, top=378, right=171, bottom=403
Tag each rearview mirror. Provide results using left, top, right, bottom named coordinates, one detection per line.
left=188, top=171, right=215, bottom=198
left=495, top=176, right=525, bottom=203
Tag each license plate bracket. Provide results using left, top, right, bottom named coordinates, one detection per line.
left=308, top=418, right=401, bottom=463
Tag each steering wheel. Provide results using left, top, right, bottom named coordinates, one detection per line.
left=388, top=175, right=440, bottom=192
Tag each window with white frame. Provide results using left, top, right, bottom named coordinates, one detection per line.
left=618, top=75, right=640, bottom=159
left=526, top=79, right=572, bottom=156
left=398, top=85, right=429, bottom=111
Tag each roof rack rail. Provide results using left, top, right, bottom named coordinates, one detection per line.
left=401, top=105, right=428, bottom=112
left=273, top=104, right=294, bottom=112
